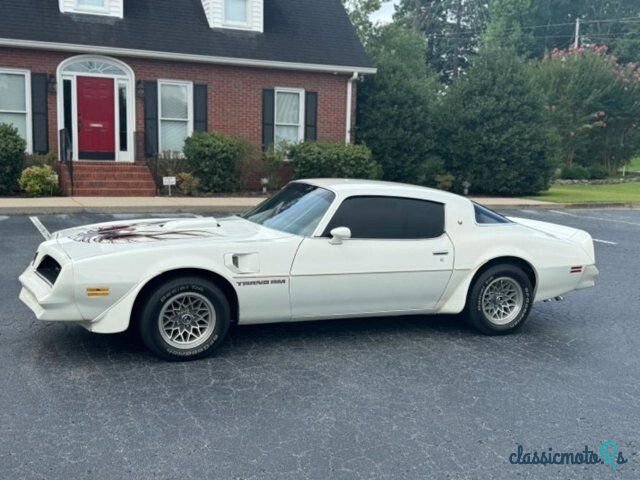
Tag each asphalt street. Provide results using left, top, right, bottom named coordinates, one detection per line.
left=0, top=209, right=638, bottom=479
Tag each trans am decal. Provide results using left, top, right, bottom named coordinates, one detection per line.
left=237, top=278, right=287, bottom=287
left=72, top=220, right=216, bottom=244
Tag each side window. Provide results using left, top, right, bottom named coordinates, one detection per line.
left=323, top=196, right=445, bottom=239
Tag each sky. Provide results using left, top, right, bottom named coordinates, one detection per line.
left=369, top=0, right=399, bottom=24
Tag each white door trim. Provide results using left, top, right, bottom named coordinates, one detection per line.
left=56, top=55, right=136, bottom=163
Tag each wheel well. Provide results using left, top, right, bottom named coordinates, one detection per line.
left=471, top=256, right=537, bottom=291
left=130, top=268, right=239, bottom=329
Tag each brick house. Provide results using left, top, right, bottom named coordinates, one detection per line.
left=0, top=0, right=374, bottom=196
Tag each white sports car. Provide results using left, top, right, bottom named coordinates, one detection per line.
left=19, top=179, right=598, bottom=361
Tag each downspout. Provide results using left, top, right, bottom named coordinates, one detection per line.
left=345, top=72, right=359, bottom=144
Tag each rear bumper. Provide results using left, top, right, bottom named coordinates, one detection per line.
left=19, top=265, right=83, bottom=322
left=576, top=264, right=599, bottom=290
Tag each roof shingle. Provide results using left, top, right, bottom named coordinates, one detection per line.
left=0, top=0, right=373, bottom=70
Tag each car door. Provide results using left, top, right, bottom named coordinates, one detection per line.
left=289, top=195, right=454, bottom=319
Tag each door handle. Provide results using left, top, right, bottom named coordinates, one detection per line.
left=433, top=251, right=449, bottom=256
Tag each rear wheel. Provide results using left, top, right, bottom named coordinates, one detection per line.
left=137, top=276, right=231, bottom=361
left=465, top=264, right=533, bottom=335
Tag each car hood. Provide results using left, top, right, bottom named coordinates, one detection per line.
left=53, top=216, right=292, bottom=261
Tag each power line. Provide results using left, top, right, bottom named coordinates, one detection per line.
left=423, top=16, right=640, bottom=39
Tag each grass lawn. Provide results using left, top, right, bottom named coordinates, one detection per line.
left=626, top=156, right=640, bottom=172
left=529, top=182, right=640, bottom=204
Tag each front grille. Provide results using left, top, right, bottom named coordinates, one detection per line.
left=36, top=255, right=62, bottom=285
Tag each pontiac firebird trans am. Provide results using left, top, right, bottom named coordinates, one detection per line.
left=19, top=179, right=598, bottom=361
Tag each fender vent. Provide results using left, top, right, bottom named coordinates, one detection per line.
left=37, top=255, right=61, bottom=285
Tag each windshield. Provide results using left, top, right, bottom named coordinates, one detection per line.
left=242, top=183, right=336, bottom=236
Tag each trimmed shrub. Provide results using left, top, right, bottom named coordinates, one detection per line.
left=288, top=142, right=381, bottom=180
left=183, top=132, right=249, bottom=193
left=560, top=165, right=589, bottom=180
left=19, top=165, right=61, bottom=197
left=0, top=123, right=26, bottom=195
left=439, top=48, right=560, bottom=196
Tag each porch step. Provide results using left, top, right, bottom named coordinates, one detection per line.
left=57, top=162, right=157, bottom=197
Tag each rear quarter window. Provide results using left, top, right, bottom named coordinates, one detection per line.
left=474, top=203, right=512, bottom=224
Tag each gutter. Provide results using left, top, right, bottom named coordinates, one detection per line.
left=345, top=72, right=359, bottom=143
left=0, top=38, right=377, bottom=75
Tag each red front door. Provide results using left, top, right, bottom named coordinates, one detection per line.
left=77, top=76, right=116, bottom=160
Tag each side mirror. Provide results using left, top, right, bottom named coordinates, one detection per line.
left=329, top=226, right=351, bottom=245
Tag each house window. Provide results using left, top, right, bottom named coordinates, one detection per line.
left=224, top=0, right=249, bottom=24
left=0, top=69, right=31, bottom=153
left=158, top=80, right=193, bottom=154
left=62, top=0, right=122, bottom=17
left=275, top=88, right=304, bottom=145
left=76, top=0, right=108, bottom=10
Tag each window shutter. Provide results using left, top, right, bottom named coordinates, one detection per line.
left=144, top=81, right=159, bottom=157
left=193, top=84, right=208, bottom=133
left=304, top=92, right=318, bottom=141
left=31, top=73, right=49, bottom=154
left=262, top=89, right=275, bottom=151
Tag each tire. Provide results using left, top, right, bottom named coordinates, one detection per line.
left=137, top=276, right=231, bottom=361
left=465, top=264, right=533, bottom=335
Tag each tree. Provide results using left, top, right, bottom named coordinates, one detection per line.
left=535, top=45, right=640, bottom=173
left=342, top=0, right=383, bottom=44
left=438, top=48, right=559, bottom=195
left=356, top=24, right=443, bottom=185
left=483, top=0, right=537, bottom=56
left=485, top=0, right=640, bottom=61
left=395, top=0, right=489, bottom=81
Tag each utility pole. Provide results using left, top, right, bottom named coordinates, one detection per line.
left=574, top=18, right=581, bottom=48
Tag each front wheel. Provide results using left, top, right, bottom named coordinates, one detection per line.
left=137, top=276, right=231, bottom=361
left=465, top=264, right=533, bottom=335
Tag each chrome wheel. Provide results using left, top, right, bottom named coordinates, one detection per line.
left=481, top=277, right=524, bottom=325
left=158, top=292, right=216, bottom=350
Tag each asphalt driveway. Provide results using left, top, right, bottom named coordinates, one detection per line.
left=0, top=209, right=638, bottom=479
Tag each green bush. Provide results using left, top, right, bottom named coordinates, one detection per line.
left=183, top=132, right=249, bottom=193
left=587, top=165, right=610, bottom=180
left=560, top=165, right=589, bottom=180
left=438, top=48, right=560, bottom=196
left=288, top=142, right=381, bottom=179
left=19, top=165, right=60, bottom=197
left=0, top=123, right=26, bottom=195
left=357, top=24, right=441, bottom=184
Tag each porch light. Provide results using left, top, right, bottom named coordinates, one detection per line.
left=47, top=74, right=57, bottom=94
left=136, top=80, right=145, bottom=98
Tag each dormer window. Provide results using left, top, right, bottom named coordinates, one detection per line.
left=224, top=0, right=248, bottom=24
left=77, top=0, right=107, bottom=10
left=59, top=0, right=123, bottom=18
left=201, top=0, right=263, bottom=32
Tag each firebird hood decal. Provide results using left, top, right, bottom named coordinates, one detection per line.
left=70, top=219, right=221, bottom=244
left=53, top=216, right=295, bottom=261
